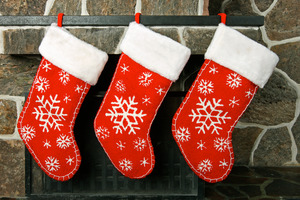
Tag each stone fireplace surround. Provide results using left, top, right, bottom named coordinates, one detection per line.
left=0, top=0, right=300, bottom=199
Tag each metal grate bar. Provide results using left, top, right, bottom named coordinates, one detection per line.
left=0, top=15, right=264, bottom=26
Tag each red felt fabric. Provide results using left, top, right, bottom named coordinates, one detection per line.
left=18, top=58, right=90, bottom=181
left=172, top=59, right=258, bottom=183
left=94, top=53, right=172, bottom=179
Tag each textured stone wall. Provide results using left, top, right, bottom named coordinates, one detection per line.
left=0, top=0, right=299, bottom=198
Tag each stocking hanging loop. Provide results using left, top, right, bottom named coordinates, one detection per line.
left=218, top=13, right=227, bottom=24
left=57, top=13, right=64, bottom=27
left=135, top=13, right=141, bottom=24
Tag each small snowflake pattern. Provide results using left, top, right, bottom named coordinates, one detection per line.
left=226, top=73, right=242, bottom=89
left=209, top=65, right=218, bottom=74
left=214, top=137, right=229, bottom=152
left=116, top=141, right=126, bottom=150
left=245, top=89, right=255, bottom=98
left=34, top=76, right=50, bottom=93
left=133, top=137, right=147, bottom=151
left=41, top=60, right=52, bottom=72
left=219, top=159, right=228, bottom=169
left=140, top=157, right=149, bottom=167
left=66, top=156, right=75, bottom=166
left=120, top=63, right=129, bottom=74
left=198, top=159, right=212, bottom=174
left=138, top=72, right=153, bottom=87
left=45, top=156, right=60, bottom=172
left=56, top=134, right=72, bottom=149
left=59, top=70, right=70, bottom=85
left=198, top=79, right=214, bottom=95
left=96, top=126, right=110, bottom=140
left=229, top=96, right=240, bottom=108
left=115, top=80, right=126, bottom=93
left=175, top=127, right=191, bottom=142
left=20, top=125, right=36, bottom=142
left=119, top=158, right=133, bottom=171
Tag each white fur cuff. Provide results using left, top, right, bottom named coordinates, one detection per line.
left=120, top=22, right=191, bottom=82
left=205, top=23, right=279, bottom=88
left=39, top=24, right=108, bottom=85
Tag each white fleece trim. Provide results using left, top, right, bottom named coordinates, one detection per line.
left=205, top=23, right=279, bottom=88
left=39, top=23, right=108, bottom=85
left=120, top=22, right=191, bottom=82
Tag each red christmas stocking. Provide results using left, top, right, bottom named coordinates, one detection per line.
left=94, top=22, right=191, bottom=179
left=17, top=24, right=108, bottom=181
left=172, top=23, right=279, bottom=183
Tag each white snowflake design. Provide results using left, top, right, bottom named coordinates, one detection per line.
left=32, top=95, right=67, bottom=132
left=59, top=70, right=70, bottom=85
left=155, top=86, right=166, bottom=96
left=56, top=134, right=72, bottom=149
left=119, top=158, right=133, bottom=171
left=75, top=85, right=84, bottom=93
left=116, top=141, right=126, bottom=150
left=120, top=63, right=129, bottom=74
left=198, top=159, right=213, bottom=174
left=43, top=139, right=51, bottom=149
left=226, top=73, right=242, bottom=89
left=63, top=94, right=71, bottom=104
left=45, top=156, right=60, bottom=172
left=105, top=96, right=147, bottom=135
left=115, top=80, right=126, bottom=93
left=175, top=127, right=191, bottom=142
left=42, top=60, right=52, bottom=72
left=34, top=76, right=50, bottom=93
left=197, top=140, right=206, bottom=150
left=133, top=137, right=147, bottom=151
left=66, top=156, right=75, bottom=166
left=189, top=97, right=231, bottom=135
left=20, top=125, right=36, bottom=142
left=140, top=157, right=149, bottom=167
left=245, top=89, right=254, bottom=98
left=142, top=95, right=151, bottom=106
left=214, top=137, right=229, bottom=152
left=219, top=159, right=228, bottom=169
left=229, top=96, right=240, bottom=108
left=138, top=72, right=153, bottom=87
left=209, top=65, right=218, bottom=74
left=96, top=126, right=110, bottom=140
left=198, top=79, right=214, bottom=96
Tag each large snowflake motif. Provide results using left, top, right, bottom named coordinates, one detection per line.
left=115, top=80, right=126, bottom=93
left=59, top=70, right=70, bottom=85
left=34, top=76, right=50, bottom=93
left=198, top=79, right=214, bottom=96
left=189, top=97, right=231, bottom=135
left=45, top=156, right=60, bottom=172
left=20, top=125, right=36, bottom=142
left=105, top=96, right=147, bottom=135
left=119, top=158, right=133, bottom=171
left=174, top=127, right=191, bottom=142
left=214, top=137, right=229, bottom=152
left=226, top=73, right=242, bottom=89
left=96, top=126, right=110, bottom=140
left=138, top=72, right=153, bottom=87
left=133, top=137, right=147, bottom=151
left=198, top=159, right=212, bottom=174
left=32, top=95, right=68, bottom=132
left=56, top=134, right=72, bottom=149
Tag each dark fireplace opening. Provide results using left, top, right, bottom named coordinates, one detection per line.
left=26, top=55, right=205, bottom=199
